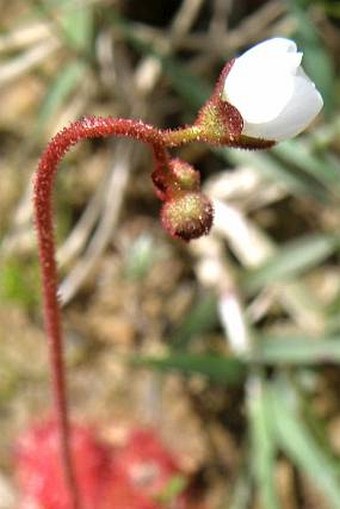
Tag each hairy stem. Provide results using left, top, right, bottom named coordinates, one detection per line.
left=34, top=116, right=172, bottom=509
left=162, top=125, right=203, bottom=147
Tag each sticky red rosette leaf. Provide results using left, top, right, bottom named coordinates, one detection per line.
left=15, top=420, right=110, bottom=509
left=15, top=420, right=198, bottom=509
left=111, top=428, right=182, bottom=498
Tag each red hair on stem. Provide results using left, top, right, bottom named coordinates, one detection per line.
left=34, top=116, right=169, bottom=509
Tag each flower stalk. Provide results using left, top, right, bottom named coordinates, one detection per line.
left=33, top=38, right=323, bottom=509
left=34, top=117, right=165, bottom=509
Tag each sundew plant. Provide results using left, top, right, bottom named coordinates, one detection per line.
left=1, top=2, right=340, bottom=509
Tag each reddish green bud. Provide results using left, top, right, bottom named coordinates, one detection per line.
left=194, top=97, right=244, bottom=145
left=169, top=158, right=200, bottom=193
left=161, top=192, right=213, bottom=241
left=152, top=158, right=200, bottom=201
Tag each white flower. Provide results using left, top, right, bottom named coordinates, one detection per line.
left=222, top=38, right=323, bottom=141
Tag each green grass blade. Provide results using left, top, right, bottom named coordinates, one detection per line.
left=248, top=376, right=281, bottom=509
left=37, top=62, right=86, bottom=131
left=160, top=56, right=211, bottom=109
left=270, top=378, right=340, bottom=508
left=55, top=0, right=93, bottom=51
left=243, top=234, right=339, bottom=292
left=256, top=335, right=340, bottom=364
left=229, top=467, right=252, bottom=509
left=35, top=0, right=93, bottom=53
left=171, top=294, right=218, bottom=350
left=223, top=147, right=330, bottom=202
left=272, top=140, right=340, bottom=192
left=131, top=354, right=245, bottom=385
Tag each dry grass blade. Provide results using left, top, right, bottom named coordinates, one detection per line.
left=170, top=0, right=204, bottom=38
left=0, top=39, right=60, bottom=87
left=57, top=177, right=110, bottom=268
left=169, top=0, right=286, bottom=54
left=59, top=142, right=134, bottom=305
left=0, top=22, right=53, bottom=53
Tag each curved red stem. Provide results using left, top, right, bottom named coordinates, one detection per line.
left=34, top=116, right=167, bottom=509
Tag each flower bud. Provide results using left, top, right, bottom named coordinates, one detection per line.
left=161, top=192, right=213, bottom=241
left=169, top=158, right=200, bottom=193
left=222, top=38, right=323, bottom=141
left=152, top=158, right=200, bottom=201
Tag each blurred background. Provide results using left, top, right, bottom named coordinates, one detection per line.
left=0, top=0, right=339, bottom=507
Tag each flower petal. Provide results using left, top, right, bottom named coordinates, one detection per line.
left=223, top=39, right=303, bottom=124
left=224, top=65, right=294, bottom=124
left=230, top=38, right=299, bottom=67
left=242, top=70, right=323, bottom=140
left=222, top=37, right=323, bottom=141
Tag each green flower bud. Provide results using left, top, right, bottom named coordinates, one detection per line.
left=169, top=158, right=200, bottom=193
left=161, top=192, right=213, bottom=241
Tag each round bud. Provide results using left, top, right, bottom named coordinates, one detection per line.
left=169, top=158, right=200, bottom=193
left=152, top=159, right=201, bottom=201
left=161, top=192, right=213, bottom=241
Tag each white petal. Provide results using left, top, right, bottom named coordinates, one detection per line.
left=232, top=38, right=298, bottom=65
left=242, top=71, right=323, bottom=140
left=225, top=64, right=295, bottom=123
left=223, top=38, right=302, bottom=124
left=222, top=37, right=323, bottom=141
